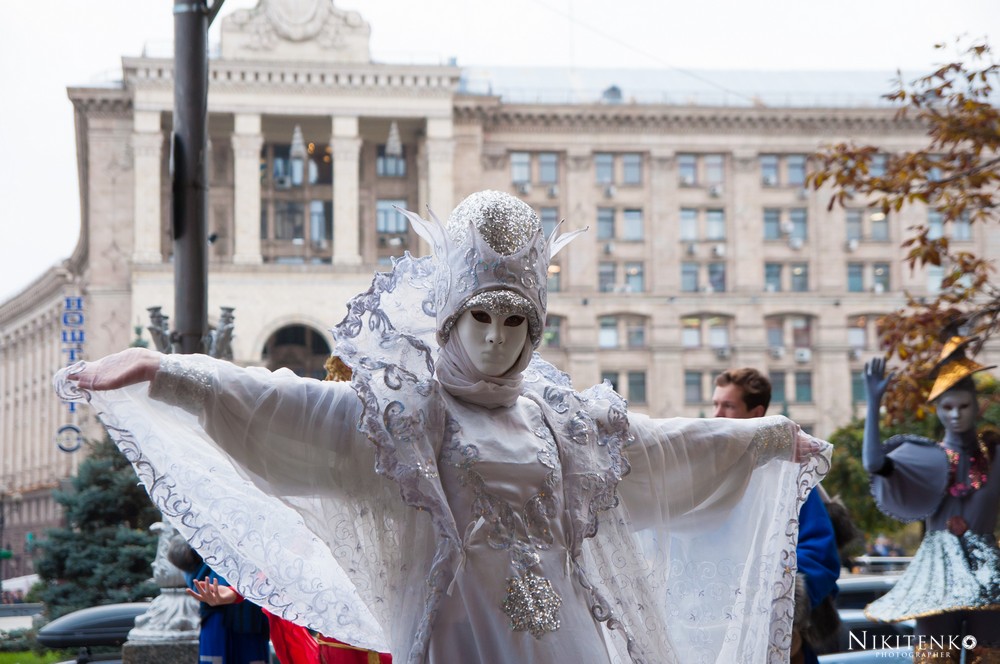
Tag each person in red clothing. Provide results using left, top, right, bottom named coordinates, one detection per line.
left=189, top=577, right=390, bottom=664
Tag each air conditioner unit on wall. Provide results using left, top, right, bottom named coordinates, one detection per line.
left=849, top=348, right=863, bottom=361
left=516, top=182, right=532, bottom=195
left=547, top=185, right=559, bottom=198
left=769, top=346, right=785, bottom=359
left=712, top=244, right=725, bottom=257
left=794, top=348, right=812, bottom=363
left=709, top=184, right=724, bottom=198
left=715, top=346, right=731, bottom=360
left=762, top=174, right=778, bottom=186
left=845, top=238, right=859, bottom=252
left=604, top=184, right=616, bottom=198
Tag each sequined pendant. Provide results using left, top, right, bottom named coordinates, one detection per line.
left=501, top=571, right=562, bottom=637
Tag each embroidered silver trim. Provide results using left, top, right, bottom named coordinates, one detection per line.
left=149, top=355, right=213, bottom=414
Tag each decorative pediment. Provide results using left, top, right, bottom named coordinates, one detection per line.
left=221, top=0, right=371, bottom=63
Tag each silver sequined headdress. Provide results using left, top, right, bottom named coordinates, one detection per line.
left=398, top=190, right=584, bottom=349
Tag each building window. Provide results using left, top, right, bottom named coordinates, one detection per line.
left=761, top=155, right=779, bottom=186
left=929, top=209, right=972, bottom=241
left=274, top=201, right=304, bottom=240
left=795, top=371, right=813, bottom=402
left=786, top=155, right=807, bottom=186
left=926, top=264, right=945, bottom=294
left=547, top=263, right=562, bottom=292
left=770, top=371, right=787, bottom=405
left=706, top=209, right=726, bottom=241
left=511, top=152, right=531, bottom=184
left=598, top=315, right=647, bottom=348
left=678, top=154, right=697, bottom=186
left=684, top=371, right=703, bottom=404
left=543, top=315, right=563, bottom=348
left=764, top=209, right=782, bottom=240
left=766, top=318, right=784, bottom=349
left=624, top=262, right=645, bottom=292
left=873, top=263, right=890, bottom=292
left=789, top=208, right=807, bottom=242
left=626, top=318, right=646, bottom=348
left=870, top=211, right=889, bottom=241
left=708, top=263, right=726, bottom=292
left=847, top=207, right=892, bottom=242
left=308, top=201, right=332, bottom=249
left=790, top=263, right=809, bottom=292
left=623, top=209, right=644, bottom=240
left=848, top=315, right=868, bottom=350
left=708, top=317, right=730, bottom=348
left=790, top=316, right=812, bottom=348
left=953, top=213, right=972, bottom=241
left=595, top=153, right=614, bottom=184
left=765, top=263, right=783, bottom=292
left=627, top=371, right=647, bottom=404
left=538, top=152, right=559, bottom=184
left=260, top=139, right=334, bottom=263
left=847, top=263, right=864, bottom=292
left=870, top=154, right=888, bottom=177
left=597, top=208, right=615, bottom=240
left=704, top=154, right=725, bottom=186
left=846, top=209, right=863, bottom=242
left=602, top=371, right=619, bottom=392
left=598, top=316, right=618, bottom=348
left=598, top=262, right=616, bottom=292
left=682, top=315, right=732, bottom=350
left=851, top=370, right=866, bottom=402
left=376, top=145, right=406, bottom=178
left=623, top=153, right=643, bottom=185
left=539, top=207, right=559, bottom=238
left=376, top=199, right=408, bottom=233
left=682, top=317, right=701, bottom=347
left=680, top=208, right=698, bottom=241
left=681, top=262, right=699, bottom=292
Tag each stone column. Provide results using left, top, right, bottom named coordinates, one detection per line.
left=649, top=149, right=676, bottom=292
left=231, top=113, right=264, bottom=265
left=131, top=111, right=163, bottom=263
left=331, top=116, right=362, bottom=265
left=424, top=117, right=455, bottom=221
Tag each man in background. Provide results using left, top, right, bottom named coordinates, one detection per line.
left=713, top=368, right=842, bottom=664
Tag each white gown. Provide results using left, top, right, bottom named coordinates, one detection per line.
left=56, top=353, right=828, bottom=664
left=54, top=254, right=830, bottom=664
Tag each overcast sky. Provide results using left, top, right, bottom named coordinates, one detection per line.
left=0, top=0, right=995, bottom=300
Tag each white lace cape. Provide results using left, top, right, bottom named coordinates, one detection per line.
left=53, top=251, right=831, bottom=664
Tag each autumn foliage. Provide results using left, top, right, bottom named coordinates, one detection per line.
left=808, top=39, right=1000, bottom=423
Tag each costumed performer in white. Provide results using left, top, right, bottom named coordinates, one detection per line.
left=55, top=190, right=831, bottom=664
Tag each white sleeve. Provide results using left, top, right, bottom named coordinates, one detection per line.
left=619, top=413, right=798, bottom=531
left=58, top=354, right=393, bottom=652
left=149, top=353, right=366, bottom=494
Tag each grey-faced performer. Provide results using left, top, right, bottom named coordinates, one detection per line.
left=863, top=339, right=1000, bottom=663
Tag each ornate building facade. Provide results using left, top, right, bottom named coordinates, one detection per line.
left=2, top=0, right=995, bottom=579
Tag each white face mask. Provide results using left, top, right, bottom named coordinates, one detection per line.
left=454, top=307, right=529, bottom=377
left=936, top=388, right=979, bottom=435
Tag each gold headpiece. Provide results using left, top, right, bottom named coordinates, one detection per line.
left=927, top=336, right=996, bottom=402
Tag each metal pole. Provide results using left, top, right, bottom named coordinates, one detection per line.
left=172, top=0, right=210, bottom=354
